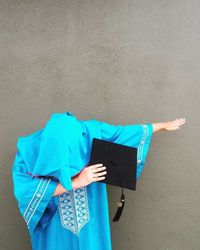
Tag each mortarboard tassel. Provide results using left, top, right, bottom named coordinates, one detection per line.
left=112, top=187, right=125, bottom=222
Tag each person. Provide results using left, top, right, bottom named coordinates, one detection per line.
left=12, top=112, right=186, bottom=250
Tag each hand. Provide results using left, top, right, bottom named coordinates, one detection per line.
left=163, top=118, right=186, bottom=131
left=72, top=163, right=107, bottom=189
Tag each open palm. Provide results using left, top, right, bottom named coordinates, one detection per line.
left=164, top=118, right=186, bottom=131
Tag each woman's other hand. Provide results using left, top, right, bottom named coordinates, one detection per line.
left=72, top=163, right=107, bottom=189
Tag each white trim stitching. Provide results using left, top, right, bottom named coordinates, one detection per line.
left=23, top=178, right=51, bottom=226
left=137, top=125, right=149, bottom=168
left=23, top=178, right=43, bottom=219
left=27, top=179, right=51, bottom=225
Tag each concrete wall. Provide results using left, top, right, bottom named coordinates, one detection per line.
left=0, top=0, right=199, bottom=249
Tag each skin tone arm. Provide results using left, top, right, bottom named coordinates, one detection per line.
left=53, top=117, right=186, bottom=196
left=53, top=176, right=84, bottom=197
left=53, top=163, right=107, bottom=197
left=152, top=117, right=186, bottom=132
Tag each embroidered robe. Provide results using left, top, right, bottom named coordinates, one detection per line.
left=12, top=112, right=153, bottom=250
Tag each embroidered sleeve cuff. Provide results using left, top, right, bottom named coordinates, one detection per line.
left=25, top=178, right=58, bottom=234
left=136, top=123, right=153, bottom=180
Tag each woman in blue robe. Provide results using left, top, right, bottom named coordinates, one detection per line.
left=12, top=112, right=186, bottom=250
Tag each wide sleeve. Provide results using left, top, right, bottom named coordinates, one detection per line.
left=12, top=150, right=59, bottom=234
left=27, top=116, right=73, bottom=192
left=30, top=134, right=73, bottom=192
left=97, top=120, right=154, bottom=180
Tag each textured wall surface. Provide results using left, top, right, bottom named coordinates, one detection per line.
left=0, top=0, right=199, bottom=249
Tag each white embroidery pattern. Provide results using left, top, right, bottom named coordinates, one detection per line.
left=23, top=178, right=51, bottom=228
left=137, top=124, right=149, bottom=167
left=58, top=186, right=90, bottom=236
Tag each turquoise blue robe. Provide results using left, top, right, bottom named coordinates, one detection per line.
left=12, top=112, right=153, bottom=250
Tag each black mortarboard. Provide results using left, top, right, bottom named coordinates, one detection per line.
left=89, top=138, right=138, bottom=222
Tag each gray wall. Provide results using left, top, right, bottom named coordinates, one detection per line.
left=0, top=0, right=199, bottom=249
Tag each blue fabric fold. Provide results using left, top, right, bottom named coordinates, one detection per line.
left=12, top=150, right=59, bottom=234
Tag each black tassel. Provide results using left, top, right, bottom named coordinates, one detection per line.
left=112, top=188, right=125, bottom=222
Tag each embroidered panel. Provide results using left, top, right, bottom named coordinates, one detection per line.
left=58, top=186, right=90, bottom=236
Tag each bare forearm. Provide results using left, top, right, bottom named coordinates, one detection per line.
left=52, top=176, right=81, bottom=197
left=52, top=163, right=107, bottom=196
left=152, top=122, right=165, bottom=133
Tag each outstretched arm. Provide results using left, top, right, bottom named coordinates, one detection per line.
left=152, top=117, right=186, bottom=133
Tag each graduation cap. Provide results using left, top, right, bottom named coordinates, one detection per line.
left=89, top=138, right=137, bottom=222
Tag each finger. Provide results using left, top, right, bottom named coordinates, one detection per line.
left=179, top=118, right=186, bottom=122
left=94, top=176, right=106, bottom=181
left=93, top=166, right=106, bottom=173
left=90, top=163, right=103, bottom=169
left=94, top=171, right=107, bottom=177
